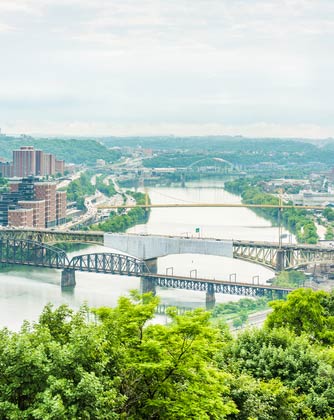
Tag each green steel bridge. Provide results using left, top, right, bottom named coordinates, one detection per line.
left=0, top=237, right=292, bottom=301
left=1, top=228, right=334, bottom=271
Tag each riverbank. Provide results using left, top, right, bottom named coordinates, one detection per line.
left=224, top=178, right=318, bottom=244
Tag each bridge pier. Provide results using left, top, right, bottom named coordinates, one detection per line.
left=276, top=249, right=285, bottom=271
left=140, top=257, right=157, bottom=295
left=206, top=283, right=216, bottom=309
left=140, top=277, right=156, bottom=295
left=61, top=269, right=76, bottom=289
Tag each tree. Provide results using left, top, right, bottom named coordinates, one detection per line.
left=94, top=292, right=237, bottom=419
left=0, top=305, right=120, bottom=419
left=272, top=270, right=306, bottom=288
left=265, top=288, right=334, bottom=344
left=220, top=327, right=334, bottom=419
left=323, top=207, right=334, bottom=222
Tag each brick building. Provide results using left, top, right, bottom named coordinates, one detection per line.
left=8, top=208, right=34, bottom=227
left=18, top=200, right=46, bottom=228
left=11, top=146, right=65, bottom=177
left=35, top=182, right=57, bottom=228
left=0, top=177, right=66, bottom=228
left=56, top=191, right=67, bottom=225
left=13, top=146, right=36, bottom=177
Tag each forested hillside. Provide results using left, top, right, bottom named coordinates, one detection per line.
left=0, top=137, right=121, bottom=164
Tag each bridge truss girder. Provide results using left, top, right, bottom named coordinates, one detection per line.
left=0, top=239, right=69, bottom=268
left=68, top=253, right=147, bottom=276
left=0, top=229, right=104, bottom=245
left=152, top=276, right=288, bottom=298
left=233, top=244, right=334, bottom=271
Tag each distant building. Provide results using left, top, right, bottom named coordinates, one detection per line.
left=35, top=150, right=45, bottom=176
left=64, top=163, right=76, bottom=173
left=0, top=161, right=13, bottom=177
left=13, top=146, right=36, bottom=177
left=96, top=159, right=106, bottom=167
left=55, top=159, right=65, bottom=175
left=290, top=190, right=334, bottom=206
left=10, top=146, right=64, bottom=177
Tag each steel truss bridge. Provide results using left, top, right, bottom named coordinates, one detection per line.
left=1, top=229, right=334, bottom=270
left=232, top=240, right=334, bottom=271
left=0, top=238, right=291, bottom=298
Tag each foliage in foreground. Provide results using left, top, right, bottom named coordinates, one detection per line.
left=0, top=289, right=333, bottom=419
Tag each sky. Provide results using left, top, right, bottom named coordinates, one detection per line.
left=0, top=0, right=334, bottom=138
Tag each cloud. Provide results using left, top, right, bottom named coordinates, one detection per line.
left=0, top=0, right=333, bottom=137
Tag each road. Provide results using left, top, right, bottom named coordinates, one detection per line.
left=229, top=309, right=273, bottom=332
left=61, top=175, right=137, bottom=229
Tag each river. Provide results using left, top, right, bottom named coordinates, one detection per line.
left=0, top=181, right=293, bottom=330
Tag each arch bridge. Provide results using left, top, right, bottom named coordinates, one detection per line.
left=0, top=238, right=292, bottom=300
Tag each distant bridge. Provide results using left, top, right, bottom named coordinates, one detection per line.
left=1, top=229, right=334, bottom=271
left=0, top=238, right=292, bottom=301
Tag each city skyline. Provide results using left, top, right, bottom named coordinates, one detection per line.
left=0, top=0, right=334, bottom=138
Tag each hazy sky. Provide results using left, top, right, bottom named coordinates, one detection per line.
left=1, top=0, right=333, bottom=137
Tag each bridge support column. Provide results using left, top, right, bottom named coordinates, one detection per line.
left=276, top=249, right=285, bottom=272
left=144, top=257, right=158, bottom=274
left=140, top=257, right=157, bottom=295
left=206, top=283, right=216, bottom=309
left=61, top=269, right=76, bottom=289
left=140, top=276, right=156, bottom=295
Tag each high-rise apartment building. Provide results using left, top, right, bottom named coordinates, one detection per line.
left=35, top=150, right=45, bottom=176
left=55, top=159, right=65, bottom=175
left=11, top=146, right=64, bottom=177
left=56, top=191, right=67, bottom=225
left=8, top=208, right=34, bottom=227
left=18, top=200, right=46, bottom=228
left=0, top=176, right=36, bottom=226
left=0, top=162, right=13, bottom=177
left=0, top=177, right=66, bottom=228
left=13, top=146, right=36, bottom=177
left=35, top=182, right=57, bottom=228
left=43, top=153, right=56, bottom=176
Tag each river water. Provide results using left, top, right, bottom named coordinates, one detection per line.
left=0, top=181, right=292, bottom=330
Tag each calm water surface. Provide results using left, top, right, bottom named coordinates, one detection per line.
left=0, top=182, right=293, bottom=330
